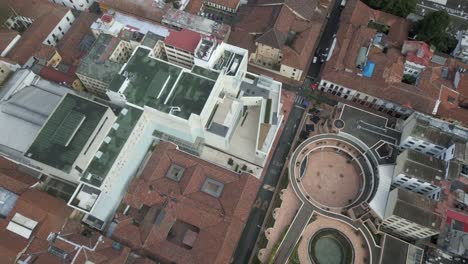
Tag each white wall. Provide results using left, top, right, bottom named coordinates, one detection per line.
left=50, top=0, right=94, bottom=11
left=43, top=10, right=75, bottom=46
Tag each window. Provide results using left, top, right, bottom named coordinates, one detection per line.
left=166, top=164, right=185, bottom=182
left=75, top=166, right=83, bottom=173
left=201, top=178, right=224, bottom=198
left=66, top=17, right=70, bottom=22
left=447, top=96, right=456, bottom=104
left=58, top=26, right=62, bottom=31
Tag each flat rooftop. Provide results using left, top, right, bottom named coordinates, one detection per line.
left=338, top=104, right=400, bottom=164
left=379, top=234, right=424, bottom=264
left=161, top=9, right=230, bottom=40
left=81, top=106, right=143, bottom=187
left=76, top=34, right=122, bottom=86
left=25, top=94, right=108, bottom=173
left=116, top=47, right=215, bottom=119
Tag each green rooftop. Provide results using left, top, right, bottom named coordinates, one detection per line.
left=81, top=106, right=143, bottom=187
left=192, top=65, right=219, bottom=81
left=76, top=34, right=123, bottom=87
left=26, top=94, right=109, bottom=173
left=117, top=47, right=215, bottom=119
left=141, top=31, right=164, bottom=49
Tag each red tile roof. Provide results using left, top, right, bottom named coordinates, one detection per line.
left=402, top=41, right=434, bottom=67
left=0, top=188, right=73, bottom=262
left=98, top=0, right=168, bottom=23
left=230, top=0, right=332, bottom=85
left=0, top=30, right=19, bottom=55
left=4, top=0, right=69, bottom=65
left=57, top=12, right=99, bottom=65
left=164, top=29, right=202, bottom=53
left=112, top=142, right=261, bottom=264
left=0, top=157, right=38, bottom=194
left=322, top=0, right=468, bottom=126
left=39, top=66, right=77, bottom=87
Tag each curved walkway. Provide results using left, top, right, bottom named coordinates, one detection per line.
left=298, top=215, right=369, bottom=264
left=273, top=134, right=381, bottom=264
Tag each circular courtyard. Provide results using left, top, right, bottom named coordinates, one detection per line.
left=292, top=134, right=377, bottom=210
left=309, top=229, right=354, bottom=264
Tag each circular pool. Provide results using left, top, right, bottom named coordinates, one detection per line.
left=309, top=229, right=354, bottom=264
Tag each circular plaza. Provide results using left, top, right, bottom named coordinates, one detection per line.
left=291, top=134, right=377, bottom=210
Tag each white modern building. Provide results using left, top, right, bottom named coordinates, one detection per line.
left=0, top=70, right=114, bottom=184
left=399, top=113, right=468, bottom=161
left=453, top=30, right=468, bottom=63
left=381, top=188, right=442, bottom=241
left=50, top=0, right=94, bottom=11
left=102, top=40, right=283, bottom=178
left=66, top=39, right=282, bottom=230
left=392, top=150, right=444, bottom=200
left=3, top=8, right=75, bottom=47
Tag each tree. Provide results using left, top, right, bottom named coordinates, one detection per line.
left=362, top=0, right=417, bottom=17
left=383, top=0, right=417, bottom=17
left=416, top=11, right=458, bottom=53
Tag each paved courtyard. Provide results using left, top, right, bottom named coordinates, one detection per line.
left=301, top=150, right=362, bottom=208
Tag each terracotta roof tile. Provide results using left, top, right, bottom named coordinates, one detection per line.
left=57, top=12, right=99, bottom=65
left=230, top=1, right=331, bottom=82
left=5, top=3, right=67, bottom=65
left=322, top=0, right=468, bottom=126
left=0, top=29, right=19, bottom=54
left=164, top=29, right=202, bottom=53
left=112, top=142, right=260, bottom=264
left=98, top=0, right=168, bottom=23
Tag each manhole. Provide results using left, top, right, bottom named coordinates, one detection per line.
left=334, top=119, right=345, bottom=129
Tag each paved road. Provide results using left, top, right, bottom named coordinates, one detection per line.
left=273, top=135, right=381, bottom=264
left=307, top=0, right=343, bottom=81
left=232, top=104, right=305, bottom=264
left=232, top=0, right=344, bottom=262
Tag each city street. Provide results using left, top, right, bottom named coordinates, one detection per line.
left=232, top=0, right=344, bottom=263
left=232, top=104, right=304, bottom=264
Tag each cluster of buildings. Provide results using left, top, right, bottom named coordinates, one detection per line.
left=337, top=106, right=468, bottom=261
left=0, top=0, right=288, bottom=263
left=229, top=0, right=333, bottom=84
left=319, top=0, right=468, bottom=127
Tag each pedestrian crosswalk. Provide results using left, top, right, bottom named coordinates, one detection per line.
left=295, top=95, right=306, bottom=105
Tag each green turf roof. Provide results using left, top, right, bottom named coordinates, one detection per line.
left=119, top=47, right=215, bottom=119
left=81, top=106, right=143, bottom=187
left=76, top=34, right=123, bottom=88
left=192, top=65, right=219, bottom=81
left=26, top=94, right=109, bottom=173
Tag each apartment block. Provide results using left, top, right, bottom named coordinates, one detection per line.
left=229, top=0, right=333, bottom=84
left=453, top=30, right=468, bottom=63
left=50, top=0, right=94, bottom=11
left=392, top=150, right=444, bottom=200
left=0, top=0, right=76, bottom=66
left=76, top=34, right=130, bottom=95
left=319, top=0, right=468, bottom=126
left=382, top=188, right=442, bottom=241
left=163, top=29, right=202, bottom=68
left=379, top=234, right=424, bottom=264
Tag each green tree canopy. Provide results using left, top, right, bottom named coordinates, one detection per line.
left=416, top=11, right=457, bottom=53
left=363, top=0, right=417, bottom=17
